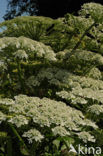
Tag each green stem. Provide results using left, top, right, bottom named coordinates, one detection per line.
left=67, top=22, right=96, bottom=59
left=7, top=136, right=12, bottom=156
left=62, top=139, right=70, bottom=151
left=8, top=123, right=29, bottom=156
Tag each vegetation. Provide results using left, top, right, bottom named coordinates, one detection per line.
left=0, top=2, right=103, bottom=155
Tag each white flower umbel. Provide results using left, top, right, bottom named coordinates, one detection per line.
left=0, top=36, right=56, bottom=62
left=52, top=126, right=70, bottom=136
left=0, top=98, right=14, bottom=105
left=0, top=111, right=6, bottom=124
left=77, top=131, right=95, bottom=143
left=8, top=115, right=29, bottom=127
left=88, top=105, right=103, bottom=115
left=22, top=129, right=44, bottom=143
left=0, top=94, right=97, bottom=143
left=14, top=50, right=28, bottom=60
left=79, top=3, right=103, bottom=23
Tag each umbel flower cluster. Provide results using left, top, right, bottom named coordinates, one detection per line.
left=0, top=36, right=56, bottom=62
left=0, top=94, right=97, bottom=143
left=0, top=2, right=103, bottom=155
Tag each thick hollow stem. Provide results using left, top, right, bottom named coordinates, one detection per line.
left=67, top=22, right=96, bottom=59
left=8, top=123, right=30, bottom=156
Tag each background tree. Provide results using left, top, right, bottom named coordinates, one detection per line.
left=4, top=0, right=103, bottom=20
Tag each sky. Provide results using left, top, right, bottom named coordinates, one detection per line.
left=0, top=0, right=8, bottom=22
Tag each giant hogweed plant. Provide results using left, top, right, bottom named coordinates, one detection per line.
left=1, top=3, right=103, bottom=53
left=0, top=16, right=72, bottom=52
left=0, top=2, right=103, bottom=156
left=0, top=95, right=97, bottom=156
